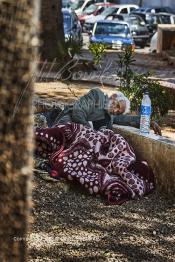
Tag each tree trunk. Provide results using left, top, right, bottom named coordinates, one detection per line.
left=40, top=0, right=66, bottom=62
left=0, top=1, right=39, bottom=261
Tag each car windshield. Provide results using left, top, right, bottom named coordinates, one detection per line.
left=83, top=4, right=97, bottom=15
left=135, top=8, right=152, bottom=12
left=71, top=0, right=84, bottom=10
left=159, top=14, right=171, bottom=24
left=100, top=7, right=119, bottom=17
left=129, top=16, right=145, bottom=25
left=95, top=22, right=129, bottom=36
left=146, top=14, right=157, bottom=24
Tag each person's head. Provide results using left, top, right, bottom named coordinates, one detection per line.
left=107, top=94, right=127, bottom=115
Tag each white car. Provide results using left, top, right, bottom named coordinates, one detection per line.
left=84, top=4, right=139, bottom=32
left=72, top=0, right=107, bottom=16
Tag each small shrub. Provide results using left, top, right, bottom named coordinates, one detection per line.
left=117, top=47, right=170, bottom=119
left=88, top=43, right=106, bottom=65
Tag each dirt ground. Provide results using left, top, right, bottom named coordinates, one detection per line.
left=34, top=81, right=115, bottom=104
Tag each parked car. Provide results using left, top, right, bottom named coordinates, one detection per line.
left=71, top=0, right=108, bottom=16
left=132, top=6, right=175, bottom=14
left=79, top=2, right=114, bottom=27
left=131, top=11, right=175, bottom=37
left=154, top=12, right=175, bottom=24
left=90, top=20, right=135, bottom=50
left=107, top=14, right=150, bottom=47
left=84, top=4, right=139, bottom=32
left=63, top=8, right=83, bottom=46
left=121, top=14, right=150, bottom=48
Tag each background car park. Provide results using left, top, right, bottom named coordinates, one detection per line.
left=79, top=2, right=115, bottom=28
left=107, top=13, right=150, bottom=48
left=84, top=4, right=139, bottom=32
left=90, top=20, right=135, bottom=50
left=123, top=14, right=150, bottom=47
left=154, top=12, right=175, bottom=24
left=71, top=0, right=110, bottom=16
left=130, top=11, right=175, bottom=38
left=132, top=6, right=175, bottom=14
left=62, top=1, right=175, bottom=52
left=63, top=8, right=83, bottom=46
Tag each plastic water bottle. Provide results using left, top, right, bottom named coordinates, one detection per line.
left=140, top=92, right=151, bottom=134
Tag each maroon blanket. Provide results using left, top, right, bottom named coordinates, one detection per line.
left=35, top=123, right=155, bottom=205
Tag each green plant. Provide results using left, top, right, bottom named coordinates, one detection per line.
left=117, top=46, right=135, bottom=89
left=65, top=36, right=83, bottom=59
left=117, top=47, right=170, bottom=118
left=88, top=43, right=106, bottom=65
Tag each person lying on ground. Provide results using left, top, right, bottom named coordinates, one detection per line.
left=35, top=88, right=161, bottom=135
left=35, top=122, right=155, bottom=205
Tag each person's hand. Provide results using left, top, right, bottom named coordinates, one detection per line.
left=150, top=120, right=162, bottom=136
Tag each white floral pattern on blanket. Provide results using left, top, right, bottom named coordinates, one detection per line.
left=35, top=123, right=155, bottom=205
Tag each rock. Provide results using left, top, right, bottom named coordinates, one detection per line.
left=153, top=230, right=157, bottom=236
left=130, top=236, right=134, bottom=241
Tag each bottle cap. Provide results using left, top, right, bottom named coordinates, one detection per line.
left=143, top=85, right=148, bottom=94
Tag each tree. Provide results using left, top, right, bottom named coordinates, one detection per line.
left=40, top=0, right=66, bottom=62
left=0, top=1, right=39, bottom=260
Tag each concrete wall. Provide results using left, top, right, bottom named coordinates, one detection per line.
left=113, top=125, right=175, bottom=198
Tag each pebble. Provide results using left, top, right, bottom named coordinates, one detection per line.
left=153, top=230, right=157, bottom=235
left=130, top=236, right=134, bottom=241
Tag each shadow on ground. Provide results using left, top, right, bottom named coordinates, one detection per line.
left=28, top=174, right=175, bottom=262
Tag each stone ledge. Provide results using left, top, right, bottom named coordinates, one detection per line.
left=113, top=125, right=175, bottom=198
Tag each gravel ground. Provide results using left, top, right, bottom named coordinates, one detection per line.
left=28, top=173, right=175, bottom=262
